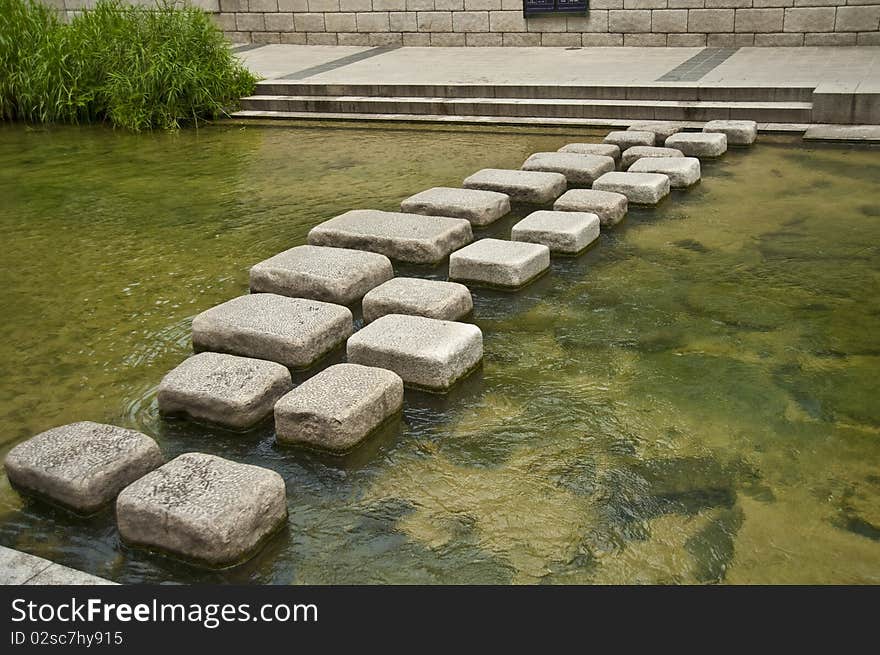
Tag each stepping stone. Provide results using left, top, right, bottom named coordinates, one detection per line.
left=628, top=121, right=685, bottom=144
left=158, top=352, right=292, bottom=430
left=274, top=363, right=403, bottom=453
left=521, top=152, right=615, bottom=186
left=620, top=146, right=684, bottom=170
left=362, top=277, right=473, bottom=323
left=192, top=293, right=352, bottom=370
left=116, top=453, right=287, bottom=567
left=249, top=245, right=393, bottom=305
left=449, top=238, right=550, bottom=289
left=400, top=187, right=510, bottom=227
left=308, top=210, right=472, bottom=265
left=4, top=422, right=163, bottom=515
left=511, top=210, right=600, bottom=255
left=558, top=143, right=621, bottom=162
left=703, top=119, right=758, bottom=146
left=593, top=171, right=670, bottom=206
left=665, top=132, right=728, bottom=157
left=604, top=130, right=655, bottom=149
left=554, top=189, right=628, bottom=228
left=629, top=156, right=702, bottom=188
left=462, top=168, right=566, bottom=204
left=347, top=314, right=483, bottom=391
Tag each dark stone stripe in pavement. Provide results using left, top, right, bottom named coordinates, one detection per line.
left=281, top=46, right=402, bottom=81
left=657, top=48, right=740, bottom=82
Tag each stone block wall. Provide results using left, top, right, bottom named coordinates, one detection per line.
left=42, top=0, right=880, bottom=46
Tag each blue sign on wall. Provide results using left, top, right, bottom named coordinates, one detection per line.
left=523, top=0, right=588, bottom=15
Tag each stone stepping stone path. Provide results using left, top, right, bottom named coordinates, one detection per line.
left=362, top=277, right=473, bottom=323
left=627, top=121, right=685, bottom=144
left=463, top=168, right=567, bottom=204
left=449, top=238, right=551, bottom=290
left=512, top=210, right=600, bottom=256
left=521, top=152, right=615, bottom=186
left=274, top=363, right=403, bottom=453
left=703, top=120, right=758, bottom=146
left=116, top=453, right=287, bottom=567
left=400, top=186, right=510, bottom=227
left=554, top=188, right=628, bottom=228
left=593, top=171, right=671, bottom=206
left=604, top=130, right=655, bottom=149
left=308, top=209, right=472, bottom=264
left=4, top=422, right=163, bottom=515
left=629, top=156, right=702, bottom=189
left=348, top=314, right=483, bottom=392
left=249, top=244, right=393, bottom=305
left=158, top=352, right=292, bottom=430
left=192, top=293, right=353, bottom=370
left=557, top=142, right=621, bottom=163
left=665, top=132, right=728, bottom=157
left=620, top=146, right=684, bottom=170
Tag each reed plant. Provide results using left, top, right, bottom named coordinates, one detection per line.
left=0, top=0, right=256, bottom=129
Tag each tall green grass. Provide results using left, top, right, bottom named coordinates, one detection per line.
left=0, top=0, right=256, bottom=129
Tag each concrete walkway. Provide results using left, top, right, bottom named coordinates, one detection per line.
left=0, top=545, right=116, bottom=585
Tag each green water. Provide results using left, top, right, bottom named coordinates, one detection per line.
left=1, top=122, right=879, bottom=584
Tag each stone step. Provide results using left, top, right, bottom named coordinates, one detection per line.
left=252, top=82, right=815, bottom=104
left=239, top=95, right=813, bottom=123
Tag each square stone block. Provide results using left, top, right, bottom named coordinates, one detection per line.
left=553, top=189, right=628, bottom=227
left=627, top=121, right=685, bottom=144
left=620, top=146, right=684, bottom=170
left=362, top=277, right=473, bottom=323
left=4, top=422, right=163, bottom=514
left=629, top=156, right=701, bottom=188
left=558, top=143, right=621, bottom=162
left=249, top=245, right=393, bottom=305
left=511, top=210, right=600, bottom=255
left=158, top=352, right=292, bottom=430
left=592, top=171, right=671, bottom=205
left=192, top=294, right=353, bottom=370
left=400, top=187, right=510, bottom=227
left=703, top=119, right=757, bottom=146
left=347, top=314, right=483, bottom=391
left=308, top=210, right=473, bottom=264
left=521, top=152, right=615, bottom=186
left=462, top=168, right=567, bottom=204
left=603, top=130, right=655, bottom=149
left=274, top=363, right=403, bottom=452
left=116, top=453, right=287, bottom=567
left=448, top=238, right=550, bottom=289
left=665, top=132, right=728, bottom=157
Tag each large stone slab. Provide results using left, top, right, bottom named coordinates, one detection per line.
left=521, top=152, right=615, bottom=186
left=628, top=121, right=685, bottom=144
left=308, top=210, right=472, bottom=264
left=191, top=293, right=353, bottom=370
left=553, top=189, right=628, bottom=228
left=362, top=277, right=473, bottom=323
left=592, top=171, right=670, bottom=206
left=620, top=146, right=684, bottom=170
left=629, top=156, right=702, bottom=188
left=158, top=352, right=292, bottom=430
left=347, top=314, right=483, bottom=391
left=604, top=130, right=655, bottom=149
left=249, top=245, right=393, bottom=305
left=400, top=187, right=510, bottom=227
left=665, top=132, right=728, bottom=157
left=449, top=238, right=550, bottom=289
left=4, top=422, right=163, bottom=515
left=275, top=363, right=403, bottom=453
left=512, top=210, right=600, bottom=255
left=117, top=453, right=287, bottom=567
left=558, top=142, right=621, bottom=162
left=0, top=546, right=116, bottom=585
left=703, top=119, right=757, bottom=146
left=462, top=168, right=567, bottom=204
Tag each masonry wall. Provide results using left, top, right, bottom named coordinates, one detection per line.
left=46, top=0, right=880, bottom=46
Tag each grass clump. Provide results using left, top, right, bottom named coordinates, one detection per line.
left=0, top=0, right=257, bottom=130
